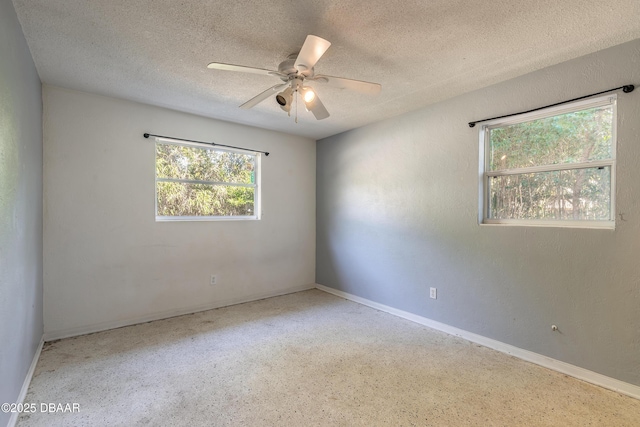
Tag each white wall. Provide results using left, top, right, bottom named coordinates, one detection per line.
left=316, top=39, right=640, bottom=386
left=0, top=0, right=43, bottom=424
left=43, top=86, right=316, bottom=338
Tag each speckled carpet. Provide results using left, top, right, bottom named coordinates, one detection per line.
left=17, top=289, right=640, bottom=426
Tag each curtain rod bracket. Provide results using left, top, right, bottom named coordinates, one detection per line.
left=468, top=84, right=634, bottom=128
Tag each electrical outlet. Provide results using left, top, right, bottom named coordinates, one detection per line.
left=430, top=287, right=437, bottom=299
left=210, top=275, right=217, bottom=286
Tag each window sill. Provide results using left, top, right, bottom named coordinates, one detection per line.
left=156, top=216, right=259, bottom=222
left=479, top=219, right=615, bottom=230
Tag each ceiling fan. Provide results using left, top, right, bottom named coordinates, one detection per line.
left=207, top=35, right=381, bottom=121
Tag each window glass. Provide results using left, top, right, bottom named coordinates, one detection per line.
left=480, top=96, right=615, bottom=228
left=488, top=105, right=613, bottom=171
left=155, top=142, right=259, bottom=220
left=488, top=167, right=611, bottom=220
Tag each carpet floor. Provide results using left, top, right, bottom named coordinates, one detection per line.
left=17, top=289, right=640, bottom=426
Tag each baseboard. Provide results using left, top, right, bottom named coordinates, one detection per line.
left=44, top=283, right=315, bottom=341
left=315, top=284, right=640, bottom=400
left=7, top=337, right=44, bottom=427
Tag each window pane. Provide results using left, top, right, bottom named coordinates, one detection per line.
left=157, top=182, right=255, bottom=217
left=156, top=144, right=255, bottom=184
left=488, top=167, right=610, bottom=220
left=489, top=105, right=613, bottom=171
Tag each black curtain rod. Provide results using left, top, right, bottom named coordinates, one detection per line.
left=143, top=133, right=269, bottom=156
left=468, top=84, right=635, bottom=128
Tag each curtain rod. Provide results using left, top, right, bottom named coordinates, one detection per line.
left=143, top=133, right=269, bottom=156
left=468, top=84, right=635, bottom=128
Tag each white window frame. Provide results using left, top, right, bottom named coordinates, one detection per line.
left=478, top=94, right=616, bottom=229
left=154, top=138, right=261, bottom=222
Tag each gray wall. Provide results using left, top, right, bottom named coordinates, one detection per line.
left=0, top=0, right=43, bottom=424
left=42, top=86, right=315, bottom=339
left=316, top=39, right=640, bottom=386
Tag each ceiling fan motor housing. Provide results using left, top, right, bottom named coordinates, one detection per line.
left=277, top=55, right=297, bottom=76
left=278, top=53, right=314, bottom=79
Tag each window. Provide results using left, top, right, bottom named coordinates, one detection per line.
left=155, top=140, right=260, bottom=220
left=479, top=95, right=616, bottom=228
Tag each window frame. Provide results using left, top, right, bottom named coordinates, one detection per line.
left=154, top=138, right=261, bottom=222
left=478, top=94, right=617, bottom=229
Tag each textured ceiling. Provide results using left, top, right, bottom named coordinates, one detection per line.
left=12, top=0, right=640, bottom=139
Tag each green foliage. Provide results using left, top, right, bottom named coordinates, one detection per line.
left=488, top=105, right=613, bottom=220
left=156, top=144, right=256, bottom=217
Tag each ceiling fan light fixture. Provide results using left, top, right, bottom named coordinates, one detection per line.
left=275, top=93, right=287, bottom=106
left=276, top=87, right=293, bottom=112
left=302, top=87, right=316, bottom=104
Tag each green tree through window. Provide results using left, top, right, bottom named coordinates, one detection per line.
left=481, top=96, right=615, bottom=227
left=155, top=142, right=258, bottom=218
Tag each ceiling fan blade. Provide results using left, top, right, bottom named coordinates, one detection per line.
left=313, top=75, right=381, bottom=95
left=295, top=35, right=331, bottom=72
left=240, top=83, right=288, bottom=109
left=207, top=62, right=277, bottom=76
left=307, top=92, right=330, bottom=120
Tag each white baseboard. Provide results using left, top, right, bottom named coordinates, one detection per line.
left=44, top=284, right=315, bottom=341
left=315, top=284, right=640, bottom=400
left=8, top=337, right=44, bottom=427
